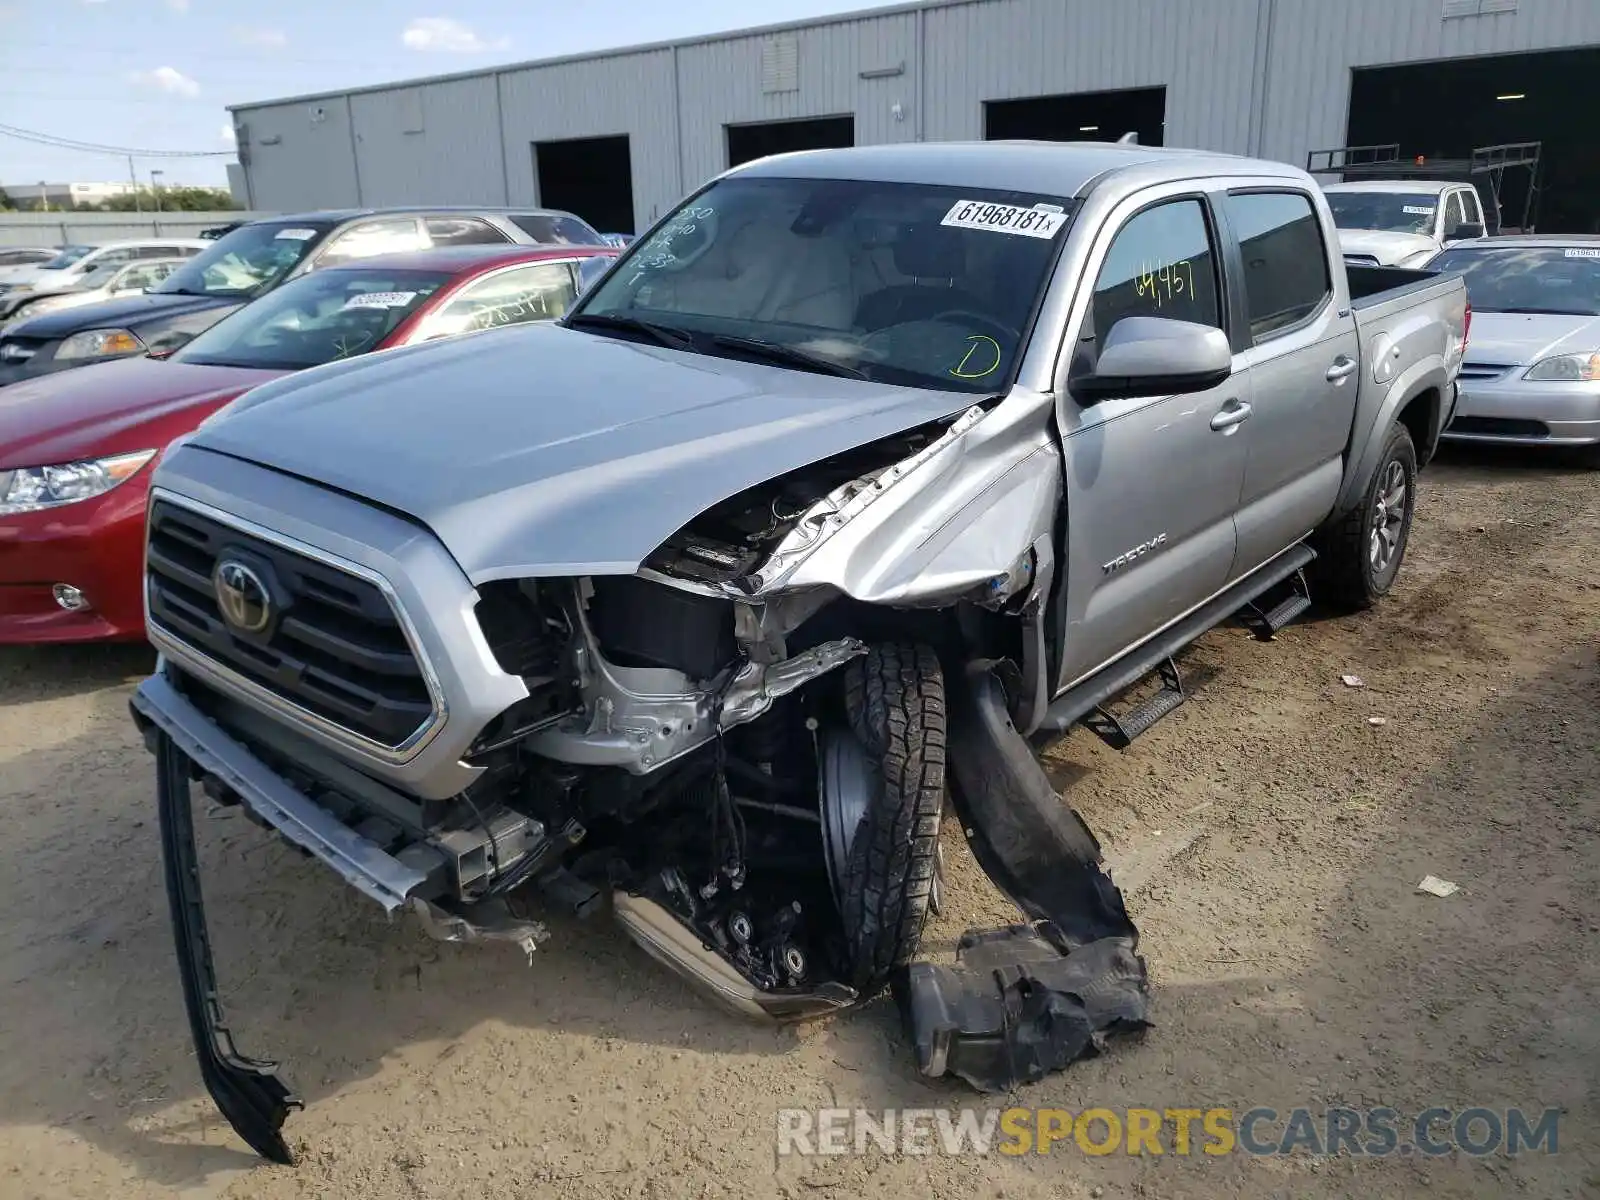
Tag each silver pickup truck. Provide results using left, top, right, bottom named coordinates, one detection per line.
left=129, top=142, right=1467, bottom=1160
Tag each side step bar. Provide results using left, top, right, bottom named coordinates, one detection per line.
left=1238, top=568, right=1313, bottom=642
left=1081, top=656, right=1186, bottom=750
left=1034, top=542, right=1317, bottom=742
left=155, top=726, right=301, bottom=1165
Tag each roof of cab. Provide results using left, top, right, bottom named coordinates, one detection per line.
left=725, top=140, right=1298, bottom=199
left=318, top=243, right=618, bottom=274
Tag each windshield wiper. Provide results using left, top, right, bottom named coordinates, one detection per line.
left=708, top=334, right=867, bottom=380
left=564, top=311, right=694, bottom=349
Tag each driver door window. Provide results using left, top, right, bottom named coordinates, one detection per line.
left=1443, top=193, right=1466, bottom=237
left=317, top=218, right=428, bottom=267
left=1088, top=200, right=1222, bottom=339
left=408, top=262, right=579, bottom=342
left=1053, top=195, right=1247, bottom=691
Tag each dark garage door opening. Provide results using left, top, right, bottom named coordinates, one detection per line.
left=534, top=134, right=635, bottom=235
left=726, top=116, right=854, bottom=170
left=985, top=86, right=1166, bottom=147
left=1347, top=48, right=1600, bottom=233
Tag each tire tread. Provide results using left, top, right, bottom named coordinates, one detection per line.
left=838, top=642, right=945, bottom=997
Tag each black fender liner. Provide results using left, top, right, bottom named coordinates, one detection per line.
left=896, top=661, right=1150, bottom=1091
left=155, top=727, right=300, bottom=1165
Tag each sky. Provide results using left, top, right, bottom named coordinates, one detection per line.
left=0, top=0, right=856, bottom=190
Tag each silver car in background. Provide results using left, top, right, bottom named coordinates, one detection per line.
left=1429, top=236, right=1600, bottom=464
left=0, top=257, right=188, bottom=329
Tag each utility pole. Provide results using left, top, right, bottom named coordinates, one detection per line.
left=150, top=169, right=164, bottom=213
left=129, top=155, right=141, bottom=213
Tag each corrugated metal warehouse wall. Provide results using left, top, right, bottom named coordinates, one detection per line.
left=229, top=0, right=1600, bottom=226
left=1258, top=0, right=1600, bottom=164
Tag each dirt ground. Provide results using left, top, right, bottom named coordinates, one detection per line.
left=0, top=445, right=1596, bottom=1200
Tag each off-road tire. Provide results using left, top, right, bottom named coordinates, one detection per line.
left=1312, top=421, right=1418, bottom=611
left=836, top=642, right=946, bottom=998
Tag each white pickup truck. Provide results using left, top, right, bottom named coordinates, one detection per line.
left=1323, top=180, right=1489, bottom=268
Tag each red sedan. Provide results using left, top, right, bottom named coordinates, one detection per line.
left=0, top=242, right=617, bottom=643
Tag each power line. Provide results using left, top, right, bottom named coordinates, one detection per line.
left=0, top=122, right=234, bottom=159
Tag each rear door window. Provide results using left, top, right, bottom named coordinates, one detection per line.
left=509, top=213, right=605, bottom=246
left=1221, top=191, right=1332, bottom=343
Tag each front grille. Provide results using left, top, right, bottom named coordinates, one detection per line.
left=1448, top=415, right=1550, bottom=438
left=1459, top=362, right=1515, bottom=381
left=145, top=499, right=435, bottom=748
left=0, top=336, right=49, bottom=363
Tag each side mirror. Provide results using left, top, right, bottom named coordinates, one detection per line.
left=1449, top=222, right=1485, bottom=240
left=1072, top=316, right=1233, bottom=402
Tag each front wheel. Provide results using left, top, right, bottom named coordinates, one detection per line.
left=819, top=642, right=946, bottom=999
left=1312, top=422, right=1418, bottom=611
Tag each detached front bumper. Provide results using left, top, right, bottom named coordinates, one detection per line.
left=1443, top=375, right=1600, bottom=446
left=131, top=667, right=437, bottom=911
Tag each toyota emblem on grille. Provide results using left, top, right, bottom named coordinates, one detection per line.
left=213, top=559, right=272, bottom=634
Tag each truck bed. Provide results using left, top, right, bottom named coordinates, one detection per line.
left=1346, top=263, right=1446, bottom=309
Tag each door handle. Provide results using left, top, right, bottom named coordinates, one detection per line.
left=1326, top=356, right=1358, bottom=382
left=1209, top=400, right=1253, bottom=431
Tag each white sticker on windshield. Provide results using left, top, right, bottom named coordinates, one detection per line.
left=342, top=291, right=416, bottom=309
left=940, top=200, right=1068, bottom=239
left=1564, top=247, right=1600, bottom=259
left=274, top=227, right=318, bottom=240
left=1402, top=205, right=1435, bottom=216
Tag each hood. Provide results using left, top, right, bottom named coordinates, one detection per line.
left=1463, top=311, right=1600, bottom=368
left=5, top=291, right=234, bottom=339
left=1337, top=229, right=1438, bottom=266
left=0, top=354, right=284, bottom=468
left=188, top=322, right=981, bottom=582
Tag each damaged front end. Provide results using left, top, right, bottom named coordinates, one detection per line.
left=135, top=391, right=1148, bottom=1164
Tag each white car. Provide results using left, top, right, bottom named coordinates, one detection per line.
left=1428, top=235, right=1600, bottom=463
left=0, top=257, right=190, bottom=329
left=0, top=238, right=207, bottom=319
left=1323, top=180, right=1488, bottom=268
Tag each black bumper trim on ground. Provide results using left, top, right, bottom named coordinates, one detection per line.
left=155, top=727, right=301, bottom=1165
left=898, top=661, right=1150, bottom=1091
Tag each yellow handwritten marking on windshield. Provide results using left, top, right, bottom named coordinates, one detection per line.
left=1135, top=259, right=1196, bottom=309
left=951, top=334, right=1003, bottom=379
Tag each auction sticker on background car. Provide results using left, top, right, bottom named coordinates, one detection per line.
left=941, top=200, right=1068, bottom=238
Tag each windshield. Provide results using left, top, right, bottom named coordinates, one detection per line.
left=572, top=176, right=1076, bottom=392
left=173, top=266, right=450, bottom=370
left=152, top=220, right=335, bottom=298
left=40, top=245, right=94, bottom=270
left=1325, top=192, right=1440, bottom=235
left=1428, top=246, right=1600, bottom=316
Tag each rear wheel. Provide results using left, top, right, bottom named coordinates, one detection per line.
left=1312, top=422, right=1417, bottom=611
left=819, top=642, right=945, bottom=999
